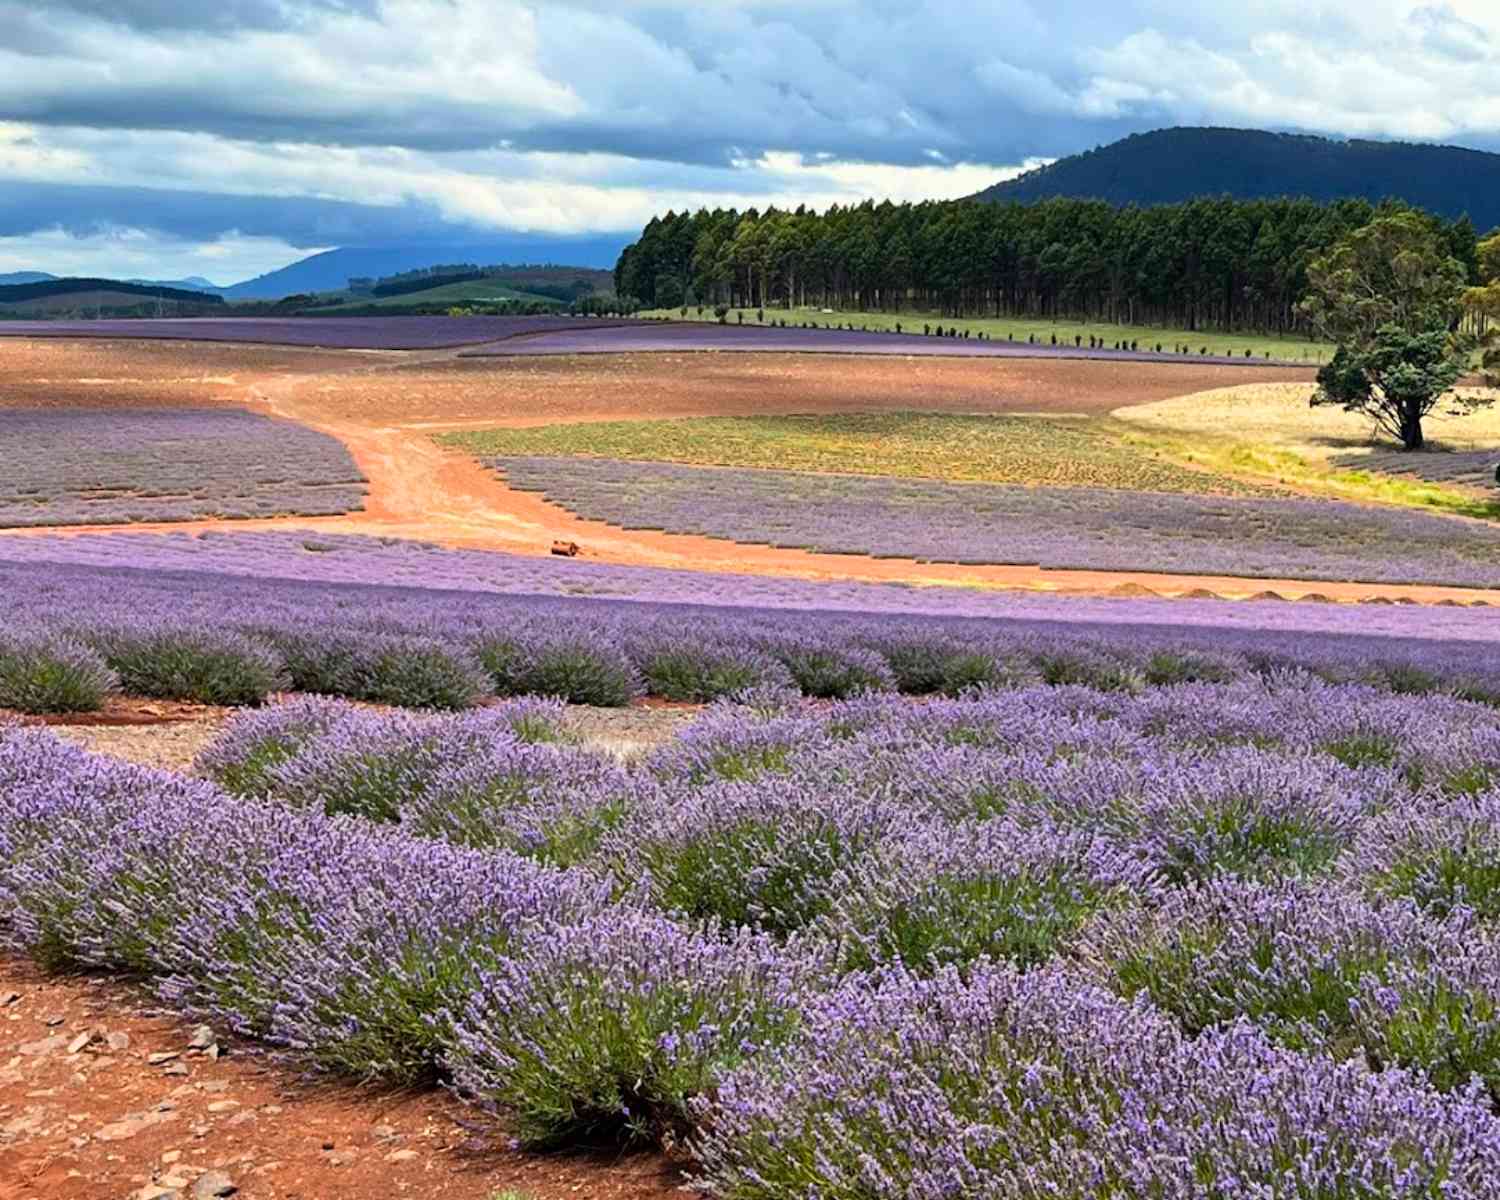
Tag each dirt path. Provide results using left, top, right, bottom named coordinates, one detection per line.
left=5, top=338, right=1496, bottom=604
left=0, top=959, right=685, bottom=1200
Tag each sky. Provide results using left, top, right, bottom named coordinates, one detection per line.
left=3, top=0, right=1499, bottom=284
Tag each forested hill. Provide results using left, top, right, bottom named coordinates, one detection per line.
left=976, top=128, right=1500, bottom=230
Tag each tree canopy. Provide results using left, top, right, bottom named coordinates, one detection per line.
left=615, top=196, right=1480, bottom=338
left=1301, top=212, right=1480, bottom=450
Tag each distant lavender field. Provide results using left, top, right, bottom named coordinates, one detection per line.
left=492, top=456, right=1500, bottom=589
left=0, top=314, right=639, bottom=350
left=0, top=313, right=1284, bottom=362
left=1334, top=447, right=1500, bottom=490
left=1, top=530, right=1495, bottom=640
left=461, top=321, right=1274, bottom=364
left=0, top=408, right=366, bottom=527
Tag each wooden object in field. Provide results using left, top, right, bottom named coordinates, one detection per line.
left=550, top=540, right=581, bottom=557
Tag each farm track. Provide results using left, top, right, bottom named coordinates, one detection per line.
left=3, top=336, right=1497, bottom=603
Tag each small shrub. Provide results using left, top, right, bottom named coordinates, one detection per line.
left=88, top=624, right=287, bottom=706
left=0, top=630, right=118, bottom=714
left=446, top=912, right=815, bottom=1147
left=630, top=638, right=793, bottom=702
left=474, top=631, right=641, bottom=707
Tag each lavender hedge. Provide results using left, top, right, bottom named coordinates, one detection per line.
left=3, top=532, right=1500, bottom=718
left=10, top=677, right=1500, bottom=1190
left=493, top=455, right=1500, bottom=588
left=0, top=408, right=366, bottom=528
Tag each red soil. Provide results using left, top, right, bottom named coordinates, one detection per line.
left=0, top=960, right=686, bottom=1200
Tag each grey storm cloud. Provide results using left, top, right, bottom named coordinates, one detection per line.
left=3, top=0, right=1164, bottom=167
left=0, top=181, right=472, bottom=247
left=3, top=0, right=1499, bottom=265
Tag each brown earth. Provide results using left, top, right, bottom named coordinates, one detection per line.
left=0, top=959, right=687, bottom=1200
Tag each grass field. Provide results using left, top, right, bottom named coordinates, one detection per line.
left=440, top=413, right=1271, bottom=496
left=1117, top=383, right=1500, bottom=520
left=639, top=306, right=1337, bottom=364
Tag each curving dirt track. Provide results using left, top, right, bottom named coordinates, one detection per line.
left=4, top=336, right=1495, bottom=603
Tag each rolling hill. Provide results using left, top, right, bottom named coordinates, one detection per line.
left=223, top=239, right=630, bottom=299
left=976, top=128, right=1500, bottom=229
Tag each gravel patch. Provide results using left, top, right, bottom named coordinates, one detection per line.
left=51, top=702, right=697, bottom=774
left=54, top=720, right=226, bottom=773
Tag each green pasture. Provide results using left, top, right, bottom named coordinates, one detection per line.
left=637, top=306, right=1337, bottom=364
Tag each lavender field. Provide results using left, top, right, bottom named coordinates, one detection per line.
left=492, top=456, right=1500, bottom=588
left=0, top=408, right=366, bottom=527
left=8, top=675, right=1500, bottom=1195
left=3, top=530, right=1500, bottom=716
left=0, top=314, right=638, bottom=350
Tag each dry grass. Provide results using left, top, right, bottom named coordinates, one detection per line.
left=1113, top=383, right=1500, bottom=518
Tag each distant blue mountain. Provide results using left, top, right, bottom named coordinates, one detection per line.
left=222, top=238, right=630, bottom=299
left=127, top=275, right=224, bottom=292
left=0, top=271, right=56, bottom=286
left=976, top=128, right=1500, bottom=230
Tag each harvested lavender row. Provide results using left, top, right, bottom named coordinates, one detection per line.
left=9, top=680, right=1500, bottom=1194
left=0, top=314, right=640, bottom=350
left=492, top=455, right=1500, bottom=587
left=3, top=542, right=1500, bottom=714
left=4, top=530, right=1498, bottom=630
left=0, top=408, right=366, bottom=527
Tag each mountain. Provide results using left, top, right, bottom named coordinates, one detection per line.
left=127, top=275, right=224, bottom=293
left=0, top=271, right=56, bottom=286
left=223, top=238, right=630, bottom=299
left=976, top=128, right=1500, bottom=229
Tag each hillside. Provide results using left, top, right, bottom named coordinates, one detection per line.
left=0, top=277, right=226, bottom=316
left=223, top=239, right=630, bottom=299
left=319, top=279, right=568, bottom=311
left=976, top=128, right=1500, bottom=229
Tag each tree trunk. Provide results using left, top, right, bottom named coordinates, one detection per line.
left=1400, top=403, right=1425, bottom=451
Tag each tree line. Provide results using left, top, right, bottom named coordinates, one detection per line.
left=614, top=197, right=1483, bottom=337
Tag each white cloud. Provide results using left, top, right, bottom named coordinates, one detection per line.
left=0, top=227, right=321, bottom=284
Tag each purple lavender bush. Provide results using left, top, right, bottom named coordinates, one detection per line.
left=199, top=701, right=606, bottom=838
left=626, top=630, right=794, bottom=702
left=471, top=624, right=643, bottom=707
left=603, top=776, right=919, bottom=935
left=82, top=623, right=287, bottom=705
left=693, top=961, right=1500, bottom=1199
left=0, top=628, right=119, bottom=714
left=817, top=818, right=1160, bottom=972
left=446, top=911, right=820, bottom=1147
left=1339, top=789, right=1500, bottom=920
left=256, top=627, right=490, bottom=709
left=1079, top=877, right=1500, bottom=1098
left=0, top=726, right=612, bottom=1081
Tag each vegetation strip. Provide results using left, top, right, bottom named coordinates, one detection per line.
left=441, top=413, right=1270, bottom=495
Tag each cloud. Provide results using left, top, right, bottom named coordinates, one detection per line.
left=3, top=0, right=1500, bottom=281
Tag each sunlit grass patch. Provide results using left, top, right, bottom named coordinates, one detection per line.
left=442, top=412, right=1269, bottom=496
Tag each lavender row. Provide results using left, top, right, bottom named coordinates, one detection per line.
left=4, top=530, right=1497, bottom=636
left=0, top=314, right=641, bottom=350
left=0, top=409, right=366, bottom=528
left=493, top=455, right=1500, bottom=588
left=5, top=555, right=1500, bottom=714
left=9, top=684, right=1500, bottom=1192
